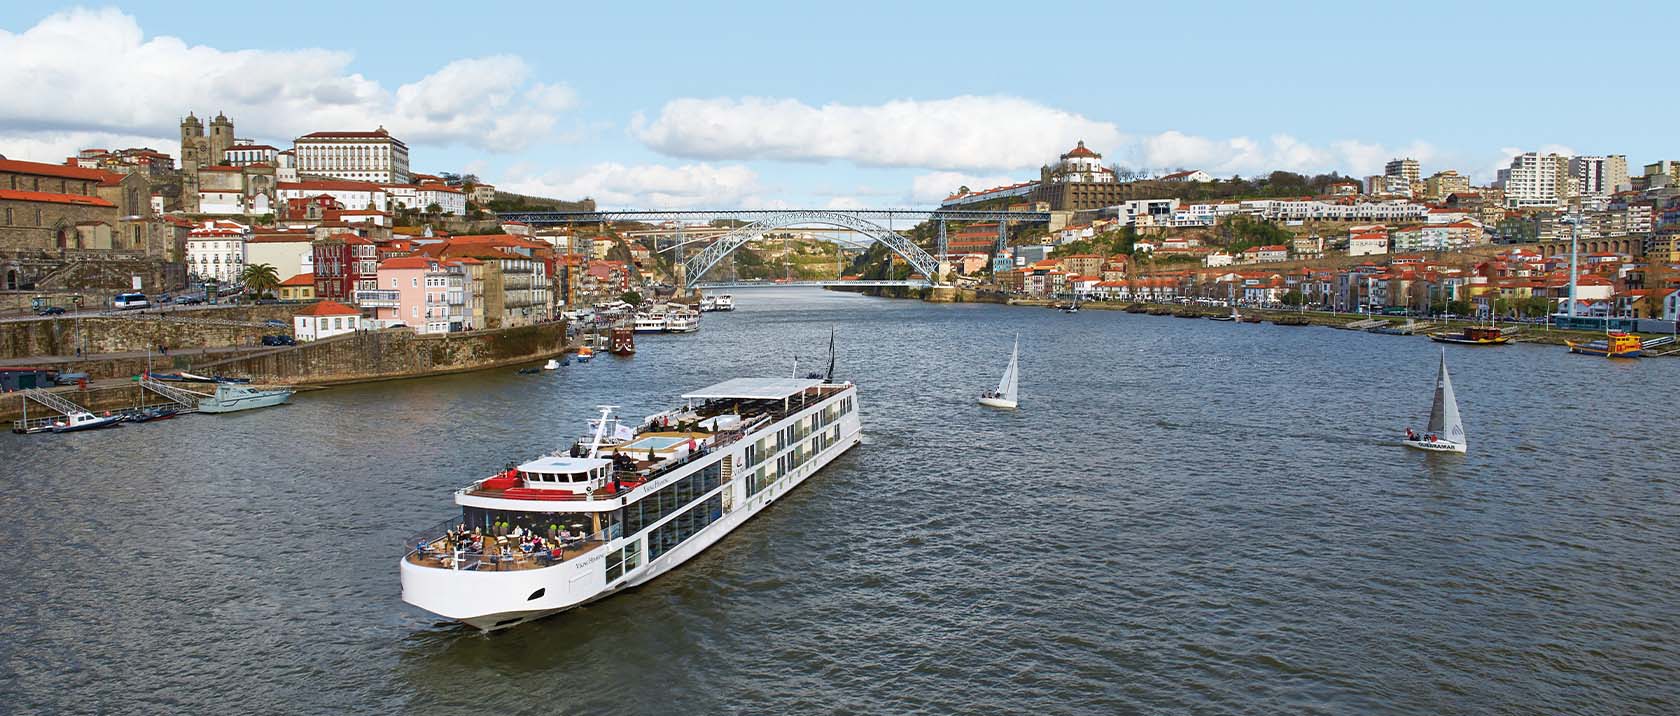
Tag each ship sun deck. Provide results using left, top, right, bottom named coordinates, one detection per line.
left=458, top=380, right=851, bottom=504
left=404, top=535, right=607, bottom=572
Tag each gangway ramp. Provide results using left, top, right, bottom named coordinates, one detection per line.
left=10, top=388, right=88, bottom=433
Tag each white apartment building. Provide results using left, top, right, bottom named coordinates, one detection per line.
left=276, top=180, right=389, bottom=212
left=1239, top=199, right=1427, bottom=223
left=1109, top=198, right=1180, bottom=227
left=1568, top=155, right=1630, bottom=205
left=293, top=128, right=410, bottom=183
left=1496, top=152, right=1570, bottom=209
left=1384, top=158, right=1420, bottom=184
left=185, top=220, right=249, bottom=284
left=384, top=184, right=468, bottom=215
left=1348, top=232, right=1389, bottom=257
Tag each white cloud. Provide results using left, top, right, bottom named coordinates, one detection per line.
left=823, top=196, right=867, bottom=210
left=0, top=8, right=574, bottom=159
left=1134, top=132, right=1439, bottom=178
left=632, top=96, right=1125, bottom=172
left=632, top=93, right=1467, bottom=191
left=502, top=163, right=760, bottom=209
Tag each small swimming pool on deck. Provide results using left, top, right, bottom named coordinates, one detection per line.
left=621, top=435, right=688, bottom=451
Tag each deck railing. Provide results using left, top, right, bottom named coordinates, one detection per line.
left=406, top=520, right=613, bottom=572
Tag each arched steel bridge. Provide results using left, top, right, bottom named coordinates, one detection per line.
left=499, top=209, right=1050, bottom=287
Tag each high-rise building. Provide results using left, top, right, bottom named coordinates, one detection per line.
left=1384, top=158, right=1420, bottom=184
left=1569, top=155, right=1630, bottom=203
left=293, top=127, right=410, bottom=183
left=1496, top=152, right=1570, bottom=209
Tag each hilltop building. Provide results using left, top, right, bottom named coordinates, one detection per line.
left=1030, top=141, right=1126, bottom=212
left=293, top=128, right=410, bottom=184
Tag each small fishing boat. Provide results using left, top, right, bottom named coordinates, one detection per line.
left=978, top=335, right=1020, bottom=410
left=518, top=367, right=542, bottom=375
left=198, top=383, right=294, bottom=414
left=1403, top=350, right=1467, bottom=454
left=1209, top=285, right=1239, bottom=321
left=1430, top=325, right=1511, bottom=346
left=51, top=410, right=122, bottom=433
left=124, top=406, right=179, bottom=423
left=1273, top=315, right=1310, bottom=326
left=1566, top=331, right=1643, bottom=358
left=543, top=359, right=561, bottom=370
left=576, top=346, right=594, bottom=363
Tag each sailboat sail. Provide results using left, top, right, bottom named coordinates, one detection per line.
left=1426, top=351, right=1465, bottom=444
left=995, top=336, right=1019, bottom=401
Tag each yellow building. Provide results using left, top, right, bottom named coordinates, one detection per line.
left=277, top=273, right=316, bottom=301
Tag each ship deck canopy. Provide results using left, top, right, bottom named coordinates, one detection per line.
left=682, top=377, right=823, bottom=401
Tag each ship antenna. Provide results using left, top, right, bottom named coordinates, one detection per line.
left=588, top=404, right=618, bottom=459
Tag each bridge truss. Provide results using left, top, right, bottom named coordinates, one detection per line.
left=501, top=208, right=1051, bottom=288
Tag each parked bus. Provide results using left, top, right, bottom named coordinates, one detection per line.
left=112, top=292, right=150, bottom=310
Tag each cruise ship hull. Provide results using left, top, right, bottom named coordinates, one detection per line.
left=401, top=385, right=862, bottom=631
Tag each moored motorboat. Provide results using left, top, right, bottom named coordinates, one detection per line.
left=50, top=410, right=122, bottom=433
left=715, top=294, right=735, bottom=311
left=198, top=383, right=294, bottom=413
left=576, top=346, right=594, bottom=363
left=543, top=359, right=561, bottom=370
left=1566, top=331, right=1643, bottom=358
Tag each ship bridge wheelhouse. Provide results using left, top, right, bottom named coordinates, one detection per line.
left=512, top=456, right=612, bottom=493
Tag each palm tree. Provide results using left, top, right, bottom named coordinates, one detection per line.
left=240, top=262, right=281, bottom=299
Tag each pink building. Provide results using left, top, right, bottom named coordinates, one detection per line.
left=363, top=256, right=463, bottom=333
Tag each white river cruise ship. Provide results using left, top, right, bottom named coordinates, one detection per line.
left=400, top=377, right=862, bottom=630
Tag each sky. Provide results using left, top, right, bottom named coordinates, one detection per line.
left=0, top=2, right=1671, bottom=209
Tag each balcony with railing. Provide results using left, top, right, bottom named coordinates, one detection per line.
left=354, top=289, right=401, bottom=308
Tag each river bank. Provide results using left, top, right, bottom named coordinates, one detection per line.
left=843, top=286, right=1661, bottom=350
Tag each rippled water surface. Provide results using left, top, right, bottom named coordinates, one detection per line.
left=3, top=289, right=1678, bottom=714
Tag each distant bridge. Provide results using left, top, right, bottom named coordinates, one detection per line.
left=502, top=208, right=1051, bottom=288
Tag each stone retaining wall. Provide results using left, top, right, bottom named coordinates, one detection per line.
left=195, top=321, right=570, bottom=385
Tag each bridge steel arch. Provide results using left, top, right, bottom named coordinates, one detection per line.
left=683, top=210, right=942, bottom=286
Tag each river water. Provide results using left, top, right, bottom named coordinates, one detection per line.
left=2, top=289, right=1677, bottom=714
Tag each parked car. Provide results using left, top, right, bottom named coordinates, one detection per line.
left=154, top=293, right=173, bottom=304
left=262, top=318, right=287, bottom=328
left=37, top=306, right=66, bottom=316
left=178, top=295, right=204, bottom=305
left=260, top=334, right=296, bottom=346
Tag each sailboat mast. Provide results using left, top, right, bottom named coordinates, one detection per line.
left=824, top=326, right=836, bottom=383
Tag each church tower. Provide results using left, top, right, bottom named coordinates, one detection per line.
left=208, top=111, right=235, bottom=166
left=179, top=112, right=205, bottom=171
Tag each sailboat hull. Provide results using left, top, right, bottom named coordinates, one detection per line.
left=978, top=397, right=1018, bottom=410
left=1403, top=439, right=1466, bottom=453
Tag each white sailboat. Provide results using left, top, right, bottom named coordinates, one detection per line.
left=1403, top=349, right=1467, bottom=453
left=978, top=335, right=1020, bottom=409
